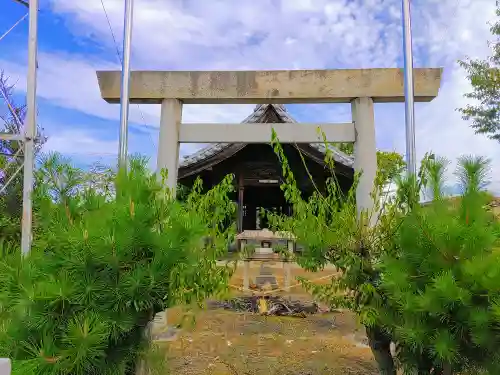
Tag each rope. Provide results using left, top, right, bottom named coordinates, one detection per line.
left=228, top=271, right=339, bottom=297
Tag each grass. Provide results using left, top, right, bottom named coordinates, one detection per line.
left=159, top=307, right=376, bottom=375
left=152, top=262, right=378, bottom=375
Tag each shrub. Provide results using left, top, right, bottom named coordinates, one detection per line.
left=0, top=156, right=236, bottom=375
left=266, top=132, right=407, bottom=375
left=380, top=156, right=500, bottom=375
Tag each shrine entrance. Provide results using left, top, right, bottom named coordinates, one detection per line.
left=174, top=113, right=348, bottom=234
left=241, top=184, right=290, bottom=231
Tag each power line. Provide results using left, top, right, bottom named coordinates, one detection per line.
left=0, top=13, right=28, bottom=43
left=99, top=0, right=157, bottom=151
left=99, top=0, right=122, bottom=63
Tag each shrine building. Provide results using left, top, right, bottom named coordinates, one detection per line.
left=177, top=104, right=355, bottom=232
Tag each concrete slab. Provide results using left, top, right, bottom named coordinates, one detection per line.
left=96, top=68, right=442, bottom=104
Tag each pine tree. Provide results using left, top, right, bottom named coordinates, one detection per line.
left=380, top=156, right=500, bottom=374
left=0, top=155, right=236, bottom=375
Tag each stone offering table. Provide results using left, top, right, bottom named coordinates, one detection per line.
left=236, top=229, right=296, bottom=292
left=237, top=229, right=295, bottom=252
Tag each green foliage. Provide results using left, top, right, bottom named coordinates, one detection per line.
left=0, top=155, right=236, bottom=375
left=334, top=142, right=406, bottom=188
left=35, top=153, right=85, bottom=203
left=458, top=4, right=500, bottom=141
left=380, top=155, right=500, bottom=374
left=271, top=133, right=405, bottom=374
left=376, top=151, right=406, bottom=189
left=270, top=135, right=421, bottom=327
left=270, top=130, right=500, bottom=374
left=333, top=141, right=354, bottom=155
left=269, top=132, right=385, bottom=323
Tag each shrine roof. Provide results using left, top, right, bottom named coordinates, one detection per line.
left=179, top=104, right=354, bottom=170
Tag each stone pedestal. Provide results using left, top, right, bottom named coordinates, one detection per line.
left=255, top=263, right=278, bottom=289
left=153, top=311, right=167, bottom=326
left=243, top=260, right=250, bottom=291
left=283, top=261, right=292, bottom=291
left=237, top=229, right=297, bottom=292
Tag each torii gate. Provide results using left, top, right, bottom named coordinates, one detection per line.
left=95, top=68, right=442, bottom=215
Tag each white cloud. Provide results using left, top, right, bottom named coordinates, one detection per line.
left=1, top=0, right=499, bottom=194
left=44, top=129, right=118, bottom=156
left=1, top=53, right=124, bottom=122
left=47, top=0, right=404, bottom=69
left=414, top=0, right=500, bottom=193
left=0, top=52, right=254, bottom=127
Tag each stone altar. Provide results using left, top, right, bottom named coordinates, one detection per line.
left=236, top=229, right=295, bottom=292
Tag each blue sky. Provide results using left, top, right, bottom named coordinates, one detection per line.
left=1, top=0, right=499, bottom=194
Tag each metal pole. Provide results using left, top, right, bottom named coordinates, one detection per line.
left=118, top=0, right=134, bottom=169
left=402, top=0, right=417, bottom=176
left=21, top=0, right=39, bottom=255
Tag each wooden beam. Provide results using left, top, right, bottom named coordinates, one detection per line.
left=178, top=123, right=355, bottom=143
left=96, top=68, right=443, bottom=104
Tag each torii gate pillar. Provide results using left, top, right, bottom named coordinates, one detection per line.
left=352, top=97, right=377, bottom=216
left=157, top=99, right=182, bottom=194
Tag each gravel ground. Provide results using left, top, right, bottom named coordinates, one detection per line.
left=153, top=302, right=376, bottom=375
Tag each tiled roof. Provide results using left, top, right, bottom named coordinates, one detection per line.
left=179, top=104, right=354, bottom=168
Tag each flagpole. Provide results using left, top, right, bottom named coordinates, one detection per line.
left=20, top=0, right=39, bottom=255
left=402, top=0, right=417, bottom=176
left=118, top=0, right=134, bottom=170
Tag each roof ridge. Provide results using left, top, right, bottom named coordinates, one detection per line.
left=253, top=103, right=288, bottom=112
